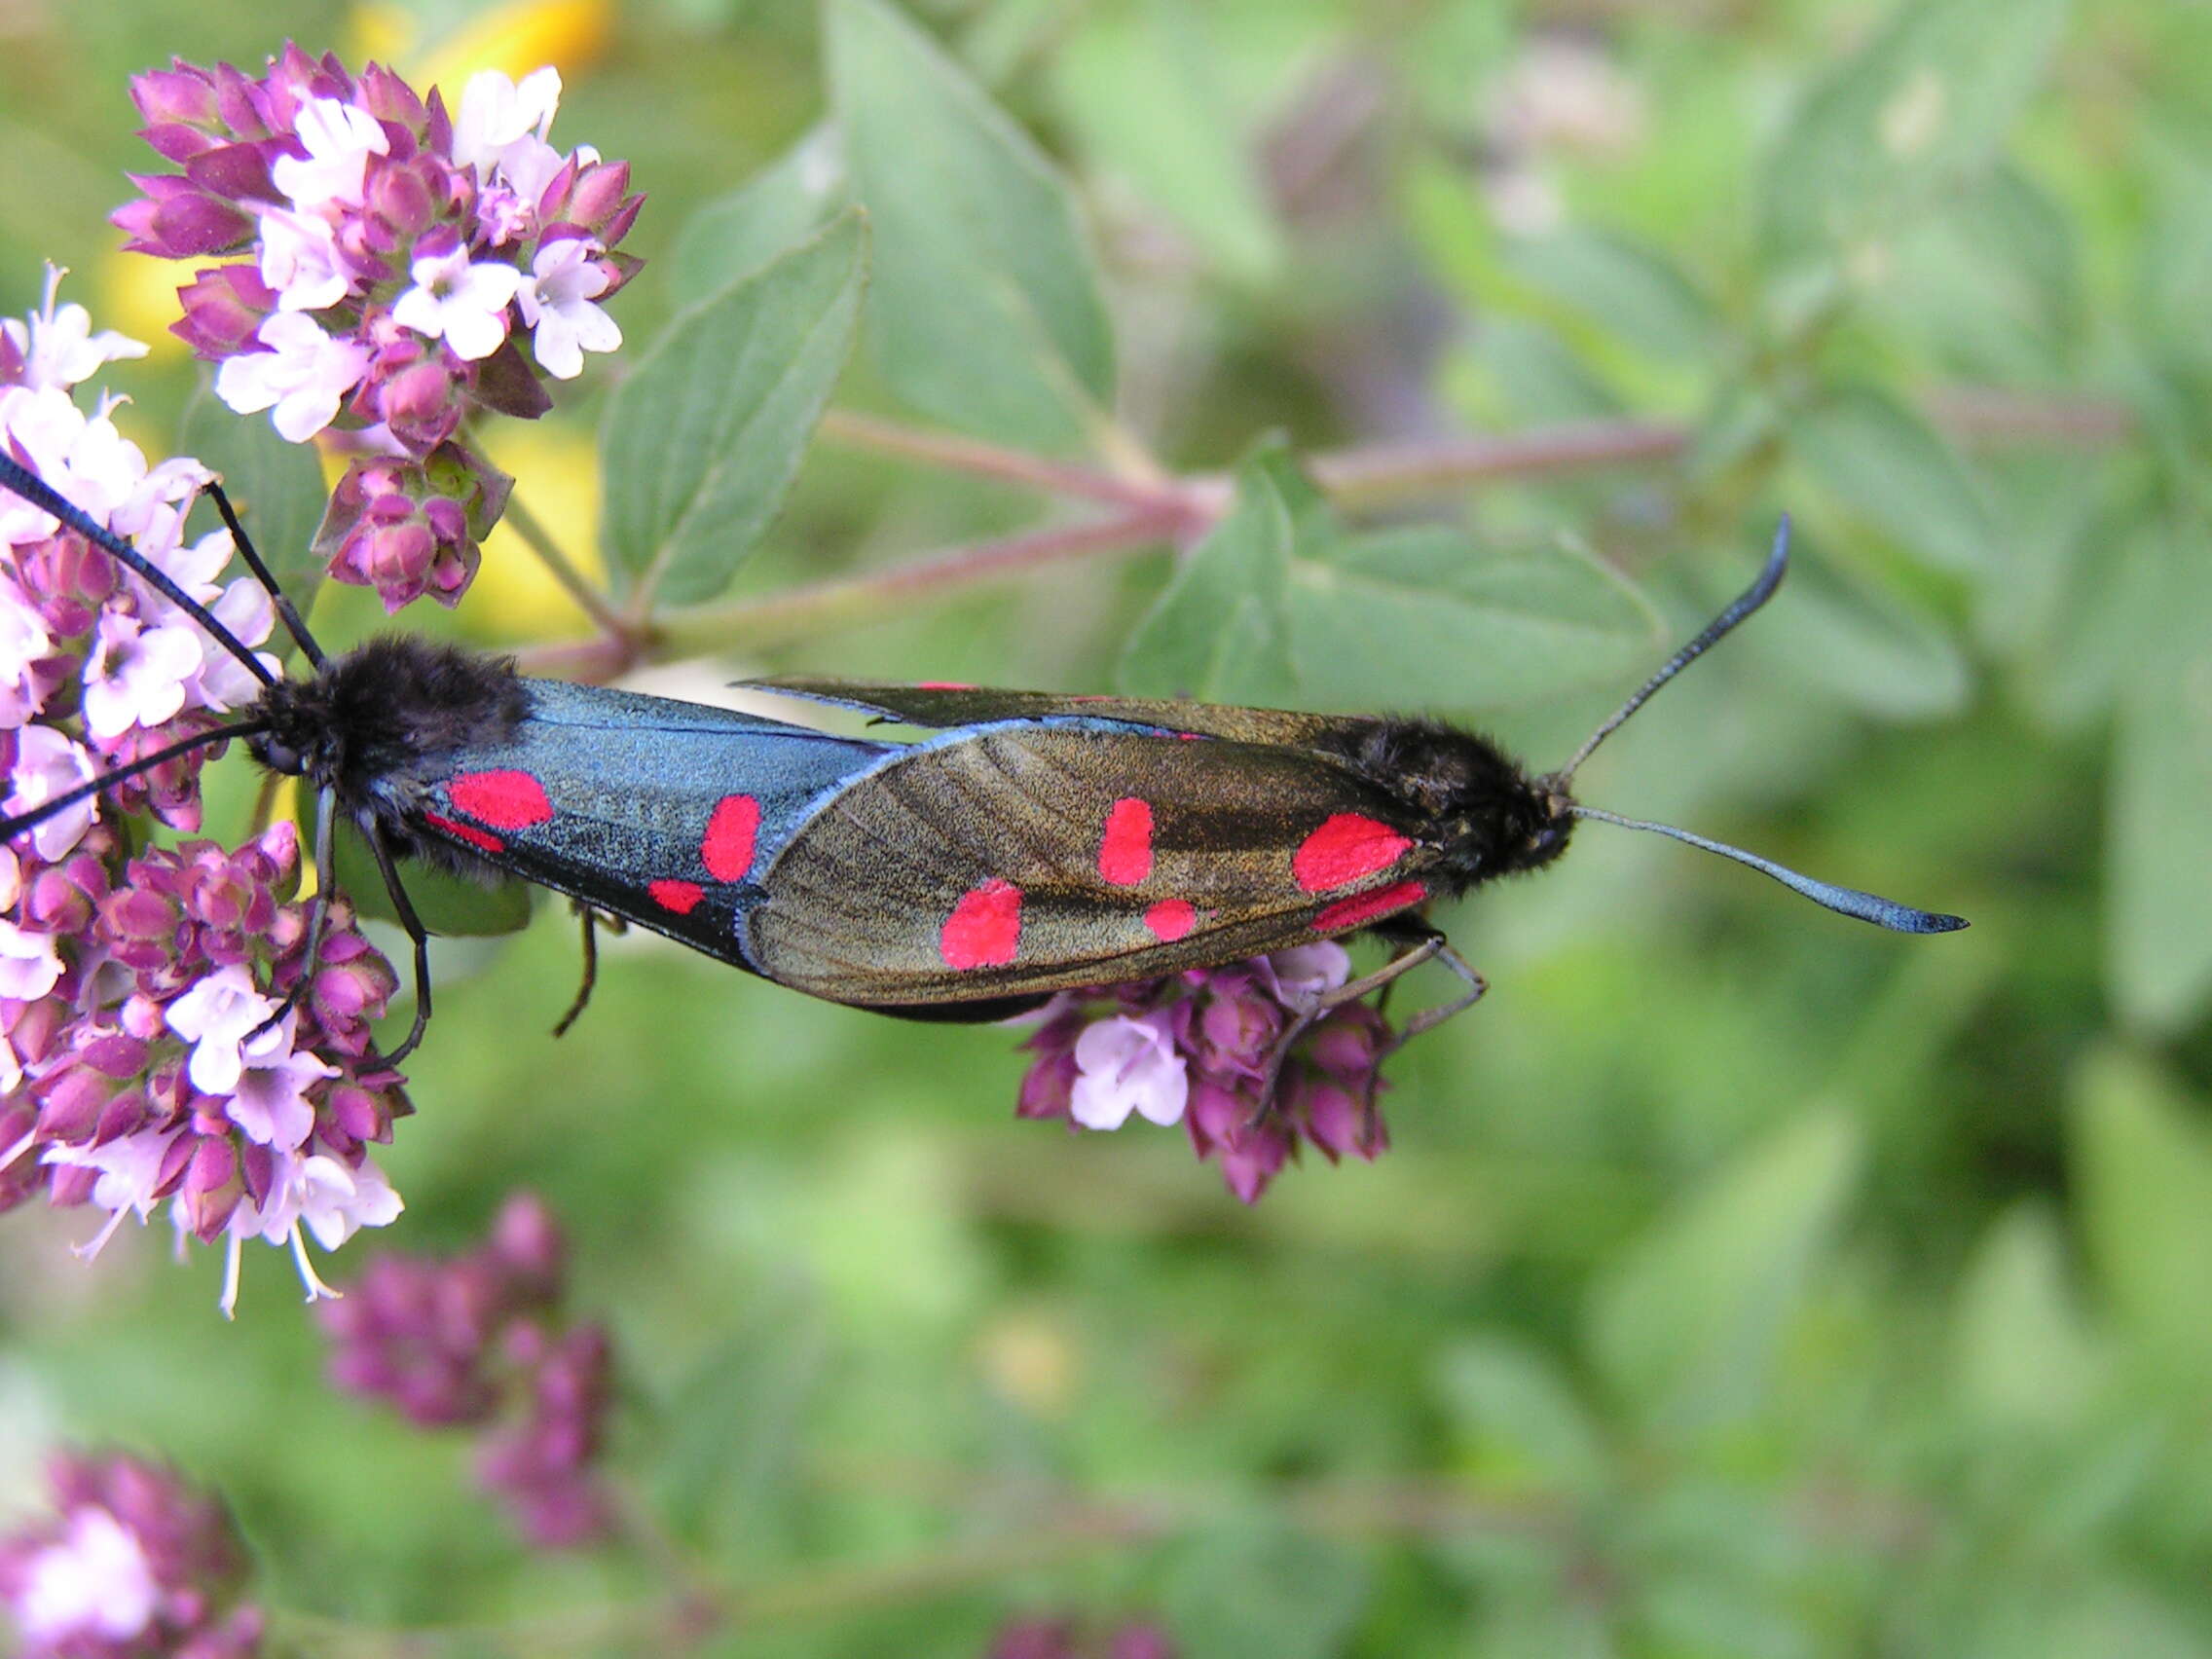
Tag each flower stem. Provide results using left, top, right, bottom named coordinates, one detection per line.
left=817, top=408, right=1190, bottom=514
left=498, top=491, right=632, bottom=644
left=642, top=504, right=1186, bottom=661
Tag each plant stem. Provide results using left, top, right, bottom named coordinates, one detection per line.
left=645, top=504, right=1186, bottom=660
left=498, top=491, right=632, bottom=643
left=818, top=409, right=1191, bottom=515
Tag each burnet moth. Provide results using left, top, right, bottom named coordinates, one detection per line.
left=0, top=451, right=1966, bottom=1081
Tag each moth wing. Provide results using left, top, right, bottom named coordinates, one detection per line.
left=412, top=679, right=893, bottom=969
left=739, top=675, right=1387, bottom=751
left=746, top=722, right=1439, bottom=1004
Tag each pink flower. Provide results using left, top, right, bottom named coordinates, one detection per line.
left=7, top=726, right=98, bottom=861
left=517, top=238, right=619, bottom=378
left=390, top=244, right=522, bottom=361
left=164, top=963, right=281, bottom=1094
left=271, top=95, right=388, bottom=208
left=1070, top=1013, right=1190, bottom=1130
left=255, top=206, right=351, bottom=312
left=0, top=268, right=148, bottom=392
left=214, top=311, right=369, bottom=440
left=80, top=612, right=203, bottom=739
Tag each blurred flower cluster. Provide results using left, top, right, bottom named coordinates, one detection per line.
left=0, top=1451, right=261, bottom=1659
left=319, top=1192, right=615, bottom=1547
left=0, top=276, right=408, bottom=1312
left=1017, top=942, right=1393, bottom=1202
left=116, top=45, right=642, bottom=609
left=987, top=1616, right=1177, bottom=1659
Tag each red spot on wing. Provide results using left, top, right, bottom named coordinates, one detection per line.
left=423, top=811, right=504, bottom=855
left=916, top=681, right=975, bottom=690
left=1144, top=899, right=1197, bottom=942
left=940, top=878, right=1022, bottom=969
left=1097, top=797, right=1155, bottom=886
left=649, top=879, right=705, bottom=915
left=448, top=769, right=553, bottom=830
left=1313, top=880, right=1427, bottom=934
left=701, top=794, right=761, bottom=883
left=1293, top=814, right=1413, bottom=893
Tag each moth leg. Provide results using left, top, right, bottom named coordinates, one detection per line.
left=248, top=787, right=338, bottom=1047
left=1246, top=927, right=1452, bottom=1127
left=1371, top=924, right=1494, bottom=1039
left=363, top=819, right=433, bottom=1065
left=551, top=905, right=601, bottom=1038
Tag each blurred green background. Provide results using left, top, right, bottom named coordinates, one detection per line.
left=6, top=0, right=2212, bottom=1652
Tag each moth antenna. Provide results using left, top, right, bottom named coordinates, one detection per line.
left=0, top=719, right=272, bottom=843
left=1568, top=805, right=1968, bottom=934
left=0, top=453, right=279, bottom=689
left=1553, top=516, right=1791, bottom=785
left=203, top=479, right=327, bottom=669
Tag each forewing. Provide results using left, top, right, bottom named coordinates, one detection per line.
left=746, top=722, right=1439, bottom=1004
left=406, top=679, right=893, bottom=968
left=741, top=675, right=1387, bottom=750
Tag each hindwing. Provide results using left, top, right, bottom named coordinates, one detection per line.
left=740, top=675, right=1392, bottom=751
left=745, top=720, right=1440, bottom=1004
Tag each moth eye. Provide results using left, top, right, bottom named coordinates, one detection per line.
left=258, top=739, right=303, bottom=775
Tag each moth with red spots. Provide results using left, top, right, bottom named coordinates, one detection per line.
left=0, top=455, right=1966, bottom=1075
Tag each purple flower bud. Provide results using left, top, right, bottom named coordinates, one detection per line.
left=111, top=175, right=255, bottom=259
left=180, top=143, right=279, bottom=207
left=1217, top=1120, right=1292, bottom=1204
left=1107, top=1624, right=1179, bottom=1659
left=988, top=1619, right=1078, bottom=1659
left=129, top=62, right=222, bottom=135
left=488, top=1192, right=566, bottom=1298
left=0, top=1450, right=256, bottom=1657
left=354, top=62, right=429, bottom=132
left=171, top=265, right=276, bottom=359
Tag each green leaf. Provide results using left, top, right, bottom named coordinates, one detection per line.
left=1789, top=384, right=1998, bottom=575
left=1739, top=542, right=1970, bottom=721
left=1949, top=1201, right=2102, bottom=1432
left=1120, top=446, right=1660, bottom=711
left=1500, top=227, right=1719, bottom=365
left=1286, top=528, right=1660, bottom=714
left=1161, top=1522, right=1370, bottom=1659
left=2109, top=527, right=2212, bottom=1030
left=1435, top=1337, right=1605, bottom=1493
left=2072, top=1049, right=2212, bottom=1382
left=602, top=211, right=866, bottom=608
left=828, top=0, right=1115, bottom=446
left=1584, top=1110, right=1862, bottom=1428
left=1117, top=442, right=1301, bottom=702
left=651, top=1277, right=827, bottom=1552
left=329, top=819, right=532, bottom=938
left=1755, top=0, right=2073, bottom=286
left=1051, top=0, right=1282, bottom=283
left=666, top=126, right=846, bottom=313
left=179, top=383, right=331, bottom=645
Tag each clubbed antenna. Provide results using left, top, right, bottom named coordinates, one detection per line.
left=1553, top=516, right=1791, bottom=786
left=1550, top=517, right=1967, bottom=935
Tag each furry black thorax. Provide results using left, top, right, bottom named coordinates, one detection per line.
left=246, top=637, right=530, bottom=814
left=1320, top=717, right=1573, bottom=895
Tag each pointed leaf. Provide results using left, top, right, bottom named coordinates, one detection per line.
left=1757, top=0, right=2073, bottom=283
left=1950, top=1200, right=2102, bottom=1432
left=2109, top=528, right=2212, bottom=1030
left=1161, top=1522, right=1370, bottom=1659
left=1051, top=0, right=1282, bottom=282
left=1790, top=384, right=1998, bottom=575
left=1585, top=1110, right=1862, bottom=1428
left=2073, top=1049, right=2212, bottom=1381
left=1287, top=527, right=1659, bottom=713
left=828, top=0, right=1114, bottom=446
left=1118, top=443, right=1300, bottom=702
left=602, top=212, right=866, bottom=608
left=667, top=126, right=846, bottom=313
